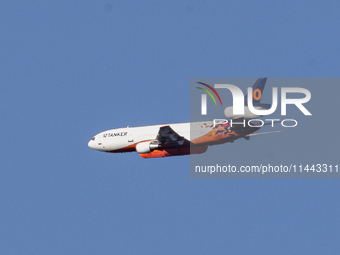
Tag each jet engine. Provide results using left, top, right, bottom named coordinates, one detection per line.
left=138, top=146, right=208, bottom=158
left=224, top=106, right=263, bottom=119
left=136, top=141, right=159, bottom=154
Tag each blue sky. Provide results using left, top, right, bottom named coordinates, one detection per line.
left=1, top=0, right=339, bottom=254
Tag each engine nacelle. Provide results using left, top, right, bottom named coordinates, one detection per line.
left=136, top=141, right=159, bottom=154
left=139, top=146, right=208, bottom=158
left=224, top=106, right=263, bottom=119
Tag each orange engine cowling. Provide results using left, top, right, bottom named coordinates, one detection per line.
left=139, top=146, right=208, bottom=158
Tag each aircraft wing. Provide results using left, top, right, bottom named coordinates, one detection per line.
left=155, top=125, right=190, bottom=148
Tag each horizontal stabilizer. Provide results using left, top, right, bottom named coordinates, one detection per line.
left=245, top=130, right=285, bottom=137
left=252, top=103, right=271, bottom=109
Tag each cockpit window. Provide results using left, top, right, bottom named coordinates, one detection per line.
left=91, top=137, right=96, bottom=141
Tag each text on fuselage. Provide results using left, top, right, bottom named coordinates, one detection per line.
left=103, top=132, right=127, bottom=138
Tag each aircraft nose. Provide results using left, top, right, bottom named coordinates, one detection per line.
left=88, top=139, right=95, bottom=149
left=88, top=136, right=103, bottom=151
left=88, top=136, right=98, bottom=149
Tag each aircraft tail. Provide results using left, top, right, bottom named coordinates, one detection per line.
left=244, top=78, right=270, bottom=108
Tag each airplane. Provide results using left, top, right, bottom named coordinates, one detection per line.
left=88, top=78, right=284, bottom=158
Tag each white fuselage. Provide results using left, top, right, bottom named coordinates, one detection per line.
left=88, top=121, right=214, bottom=152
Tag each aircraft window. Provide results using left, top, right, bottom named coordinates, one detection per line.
left=92, top=137, right=96, bottom=141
